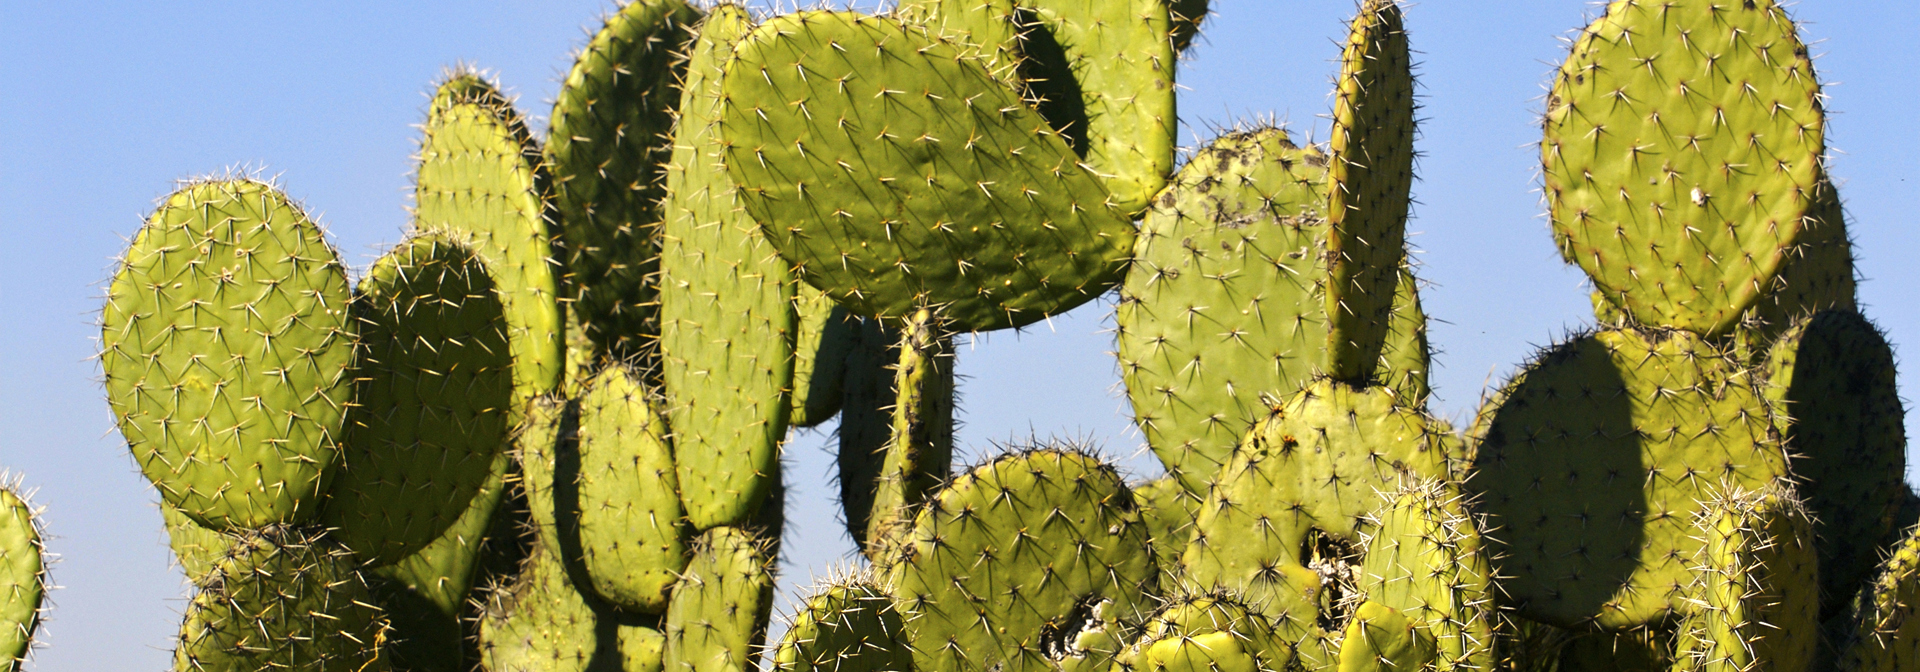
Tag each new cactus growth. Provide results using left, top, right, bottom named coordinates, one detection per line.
left=662, top=527, right=776, bottom=672
left=1671, top=484, right=1818, bottom=672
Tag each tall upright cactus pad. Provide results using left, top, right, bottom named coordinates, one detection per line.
left=324, top=234, right=512, bottom=566
left=1380, top=267, right=1431, bottom=404
left=1183, top=378, right=1447, bottom=630
left=173, top=528, right=391, bottom=672
left=414, top=72, right=564, bottom=417
left=1762, top=310, right=1904, bottom=617
left=576, top=364, right=687, bottom=613
left=548, top=0, right=703, bottom=360
left=770, top=575, right=913, bottom=672
left=837, top=317, right=899, bottom=553
left=102, top=179, right=353, bottom=529
left=720, top=11, right=1136, bottom=333
left=1834, top=525, right=1920, bottom=672
left=888, top=449, right=1157, bottom=672
left=1358, top=479, right=1493, bottom=672
left=864, top=309, right=955, bottom=550
left=1112, top=594, right=1293, bottom=672
left=662, top=5, right=794, bottom=532
left=1117, top=127, right=1335, bottom=492
left=789, top=294, right=856, bottom=428
left=1542, top=0, right=1826, bottom=337
left=1324, top=0, right=1415, bottom=382
left=1671, top=485, right=1817, bottom=672
left=1466, top=327, right=1789, bottom=629
left=0, top=486, right=43, bottom=670
left=520, top=393, right=576, bottom=561
left=663, top=526, right=776, bottom=672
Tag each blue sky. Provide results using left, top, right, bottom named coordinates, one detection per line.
left=2, top=1, right=1915, bottom=668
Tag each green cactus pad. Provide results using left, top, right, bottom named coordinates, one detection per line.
left=1335, top=601, right=1436, bottom=672
left=1379, top=267, right=1431, bottom=404
left=1134, top=476, right=1201, bottom=580
left=414, top=72, right=564, bottom=418
left=1744, top=183, right=1856, bottom=342
left=1466, top=327, right=1790, bottom=630
left=0, top=487, right=42, bottom=670
left=891, top=0, right=1021, bottom=73
left=102, top=179, right=353, bottom=530
left=888, top=448, right=1157, bottom=672
left=1113, top=594, right=1293, bottom=672
left=325, top=234, right=512, bottom=566
left=770, top=574, right=912, bottom=672
left=1672, top=485, right=1817, bottom=672
left=1324, top=0, right=1415, bottom=382
left=1116, top=127, right=1335, bottom=493
left=520, top=393, right=576, bottom=561
left=162, top=503, right=232, bottom=580
left=548, top=0, right=702, bottom=359
left=865, top=309, right=955, bottom=548
left=370, top=450, right=513, bottom=672
left=1542, top=0, right=1826, bottom=337
left=1183, top=378, right=1447, bottom=627
left=663, top=526, right=777, bottom=672
left=1359, top=479, right=1493, bottom=672
left=789, top=291, right=856, bottom=428
left=720, top=11, right=1136, bottom=333
left=1834, top=524, right=1920, bottom=672
left=662, top=5, right=794, bottom=532
left=837, top=317, right=898, bottom=554
left=477, top=546, right=598, bottom=672
left=1762, top=310, right=1903, bottom=618
left=173, top=528, right=391, bottom=672
left=576, top=363, right=688, bottom=613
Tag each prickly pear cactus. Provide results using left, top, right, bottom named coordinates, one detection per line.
left=476, top=546, right=599, bottom=672
left=770, top=574, right=912, bottom=672
left=162, top=503, right=231, bottom=580
left=1358, top=479, right=1492, bottom=672
left=1834, top=523, right=1920, bottom=672
left=1670, top=484, right=1817, bottom=672
left=1543, top=0, right=1827, bottom=337
left=1133, top=476, right=1201, bottom=580
left=370, top=449, right=514, bottom=672
left=173, top=527, right=391, bottom=672
left=720, top=11, right=1135, bottom=332
left=1112, top=594, right=1293, bottom=672
left=0, top=485, right=43, bottom=671
left=103, top=178, right=353, bottom=530
left=863, top=309, right=954, bottom=550
left=663, top=526, right=776, bottom=672
left=788, top=295, right=856, bottom=428
left=548, top=0, right=702, bottom=360
left=575, top=363, right=687, bottom=613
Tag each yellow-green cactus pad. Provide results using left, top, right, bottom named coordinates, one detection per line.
left=548, top=0, right=703, bottom=360
left=477, top=545, right=599, bottom=672
left=1134, top=476, right=1201, bottom=581
left=325, top=234, right=512, bottom=567
left=1466, top=327, right=1789, bottom=629
left=173, top=528, right=391, bottom=672
left=1379, top=267, right=1431, bottom=404
left=1116, top=127, right=1335, bottom=493
left=161, top=503, right=232, bottom=581
left=771, top=574, right=912, bottom=672
left=1671, top=484, right=1817, bottom=672
left=576, top=364, right=687, bottom=613
left=1742, top=180, right=1855, bottom=343
left=1324, top=0, right=1415, bottom=382
left=519, top=393, right=576, bottom=561
left=1335, top=601, right=1436, bottom=672
left=370, top=450, right=513, bottom=672
left=0, top=487, right=42, bottom=670
left=414, top=72, right=564, bottom=419
left=1113, top=594, right=1293, bottom=672
left=1359, top=479, right=1493, bottom=672
left=889, top=448, right=1157, bottom=672
left=663, top=527, right=777, bottom=672
left=837, top=317, right=898, bottom=555
left=1543, top=0, right=1826, bottom=337
left=864, top=309, right=955, bottom=550
left=721, top=11, right=1135, bottom=333
left=1833, top=524, right=1920, bottom=672
left=103, top=179, right=353, bottom=530
left=662, top=5, right=795, bottom=532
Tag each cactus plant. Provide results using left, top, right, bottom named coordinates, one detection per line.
left=574, top=363, right=687, bottom=613
left=1112, top=594, right=1292, bottom=672
left=662, top=526, right=775, bottom=672
left=173, top=527, right=391, bottom=672
left=770, top=574, right=912, bottom=672
left=0, top=483, right=45, bottom=672
left=1670, top=484, right=1818, bottom=672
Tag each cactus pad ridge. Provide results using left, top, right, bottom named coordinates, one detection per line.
left=1670, top=484, right=1818, bottom=672
left=720, top=11, right=1136, bottom=333
left=172, top=527, right=391, bottom=672
left=788, top=292, right=857, bottom=428
left=0, top=484, right=44, bottom=670
left=1334, top=601, right=1437, bottom=672
left=324, top=234, right=512, bottom=567
left=837, top=317, right=900, bottom=554
left=887, top=447, right=1157, bottom=672
left=549, top=0, right=704, bottom=361
left=576, top=363, right=688, bottom=613
left=1112, top=593, right=1293, bottom=672
left=864, top=309, right=956, bottom=551
left=1116, top=127, right=1337, bottom=493
left=662, top=526, right=777, bottom=672
left=1762, top=310, right=1904, bottom=619
left=662, top=5, right=795, bottom=532
left=1358, top=479, right=1493, bottom=672
left=1324, top=0, right=1416, bottom=382
left=414, top=71, right=565, bottom=420
left=1543, top=0, right=1826, bottom=337
left=1466, top=327, right=1790, bottom=630
left=770, top=573, right=912, bottom=672
left=1833, top=523, right=1920, bottom=672
left=103, top=178, right=353, bottom=530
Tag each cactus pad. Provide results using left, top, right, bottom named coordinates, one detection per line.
left=415, top=72, right=564, bottom=415
left=162, top=503, right=232, bottom=580
left=548, top=0, right=702, bottom=359
left=519, top=393, right=575, bottom=561
left=0, top=486, right=42, bottom=669
left=1543, top=0, right=1826, bottom=336
left=789, top=291, right=856, bottom=428
left=325, top=234, right=512, bottom=566
left=477, top=546, right=599, bottom=672
left=1466, top=327, right=1789, bottom=629
left=370, top=450, right=513, bottom=672
left=1116, top=127, right=1335, bottom=493
left=102, top=179, right=353, bottom=530
left=770, top=574, right=912, bottom=672
left=662, top=4, right=794, bottom=532
left=173, top=528, right=391, bottom=672
left=888, top=448, right=1157, bottom=672
left=1744, top=182, right=1856, bottom=341
left=663, top=526, right=776, bottom=672
left=1672, top=484, right=1817, bottom=672
left=1379, top=267, right=1431, bottom=404
left=1134, top=476, right=1201, bottom=579
left=720, top=11, right=1136, bottom=332
left=837, top=317, right=898, bottom=553
left=1359, top=479, right=1492, bottom=672
left=1834, top=524, right=1920, bottom=672
left=576, top=364, right=688, bottom=613
left=1335, top=601, right=1436, bottom=672
left=865, top=309, right=955, bottom=548
left=1114, top=594, right=1292, bottom=672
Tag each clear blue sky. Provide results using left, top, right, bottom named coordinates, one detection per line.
left=2, top=1, right=1914, bottom=669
